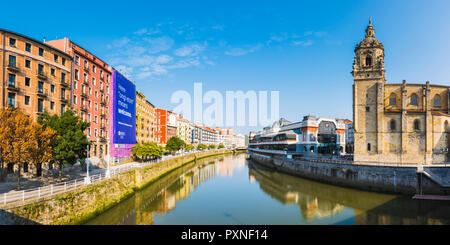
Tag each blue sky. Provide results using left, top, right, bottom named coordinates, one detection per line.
left=2, top=0, right=450, bottom=134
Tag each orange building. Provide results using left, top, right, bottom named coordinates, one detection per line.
left=0, top=29, right=72, bottom=122
left=46, top=38, right=111, bottom=161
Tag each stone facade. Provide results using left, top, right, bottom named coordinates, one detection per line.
left=352, top=19, right=450, bottom=164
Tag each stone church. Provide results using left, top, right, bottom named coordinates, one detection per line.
left=352, top=19, right=450, bottom=164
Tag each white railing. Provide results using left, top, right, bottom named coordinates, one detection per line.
left=0, top=149, right=221, bottom=208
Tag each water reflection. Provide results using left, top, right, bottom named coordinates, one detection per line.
left=247, top=161, right=450, bottom=225
left=85, top=154, right=450, bottom=225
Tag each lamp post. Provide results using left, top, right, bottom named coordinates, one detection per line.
left=84, top=144, right=91, bottom=184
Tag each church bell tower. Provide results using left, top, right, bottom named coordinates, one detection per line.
left=352, top=18, right=386, bottom=160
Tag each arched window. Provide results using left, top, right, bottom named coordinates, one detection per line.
left=365, top=55, right=372, bottom=66
left=389, top=119, right=396, bottom=131
left=410, top=93, right=418, bottom=106
left=389, top=93, right=397, bottom=106
left=433, top=94, right=441, bottom=107
left=414, top=119, right=420, bottom=131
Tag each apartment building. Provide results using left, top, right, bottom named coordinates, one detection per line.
left=0, top=29, right=72, bottom=122
left=46, top=38, right=111, bottom=161
left=136, top=91, right=156, bottom=143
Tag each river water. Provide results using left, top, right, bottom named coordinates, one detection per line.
left=85, top=154, right=450, bottom=225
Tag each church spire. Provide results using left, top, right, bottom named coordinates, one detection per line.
left=365, top=17, right=375, bottom=38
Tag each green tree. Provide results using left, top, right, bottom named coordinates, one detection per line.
left=165, top=136, right=185, bottom=153
left=132, top=142, right=163, bottom=162
left=38, top=109, right=90, bottom=180
left=218, top=144, right=225, bottom=149
left=208, top=144, right=216, bottom=149
left=197, top=144, right=207, bottom=151
left=185, top=144, right=194, bottom=151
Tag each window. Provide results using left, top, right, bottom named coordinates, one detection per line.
left=50, top=101, right=55, bottom=110
left=62, top=58, right=66, bottom=66
left=95, top=91, right=98, bottom=98
left=367, top=143, right=371, bottom=152
left=75, top=69, right=79, bottom=80
left=8, top=93, right=15, bottom=107
left=433, top=95, right=441, bottom=107
left=38, top=81, right=44, bottom=93
left=51, top=68, right=55, bottom=76
left=9, top=38, right=16, bottom=47
left=95, top=115, right=98, bottom=124
left=25, top=43, right=31, bottom=52
left=25, top=96, right=30, bottom=106
left=89, top=87, right=92, bottom=95
left=61, top=104, right=66, bottom=115
left=92, top=77, right=96, bottom=86
left=51, top=84, right=55, bottom=93
left=389, top=93, right=397, bottom=106
left=8, top=55, right=16, bottom=67
left=410, top=93, right=418, bottom=106
left=88, top=128, right=91, bottom=137
left=88, top=114, right=91, bottom=122
left=366, top=106, right=370, bottom=112
left=8, top=74, right=16, bottom=86
left=94, top=128, right=98, bottom=137
left=84, top=60, right=88, bottom=69
left=74, top=95, right=77, bottom=105
left=61, top=73, right=66, bottom=82
left=25, top=77, right=30, bottom=86
left=414, top=119, right=420, bottom=131
left=38, top=98, right=44, bottom=112
left=75, top=55, right=79, bottom=65
left=88, top=100, right=91, bottom=108
left=54, top=54, right=58, bottom=63
left=365, top=55, right=372, bottom=66
left=389, top=119, right=396, bottom=131
left=39, top=47, right=44, bottom=56
left=38, top=64, right=44, bottom=74
left=25, top=60, right=31, bottom=68
left=93, top=65, right=96, bottom=73
left=61, top=88, right=66, bottom=99
left=74, top=81, right=78, bottom=90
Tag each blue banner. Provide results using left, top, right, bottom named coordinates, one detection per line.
left=111, top=71, right=136, bottom=144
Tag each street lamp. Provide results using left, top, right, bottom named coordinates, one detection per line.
left=84, top=144, right=91, bottom=184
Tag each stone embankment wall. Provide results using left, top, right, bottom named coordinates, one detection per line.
left=249, top=153, right=448, bottom=196
left=1, top=150, right=238, bottom=225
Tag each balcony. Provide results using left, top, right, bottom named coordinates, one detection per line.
left=7, top=63, right=20, bottom=72
left=37, top=88, right=48, bottom=97
left=60, top=94, right=68, bottom=103
left=7, top=83, right=20, bottom=92
left=37, top=71, right=47, bottom=80
left=60, top=79, right=70, bottom=87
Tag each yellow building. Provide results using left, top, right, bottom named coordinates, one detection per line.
left=352, top=19, right=450, bottom=164
left=136, top=91, right=156, bottom=143
left=0, top=28, right=72, bottom=122
left=176, top=115, right=192, bottom=144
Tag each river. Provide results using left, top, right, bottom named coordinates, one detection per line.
left=85, top=153, right=450, bottom=225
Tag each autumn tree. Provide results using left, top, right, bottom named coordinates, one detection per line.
left=29, top=123, right=57, bottom=177
left=0, top=108, right=35, bottom=190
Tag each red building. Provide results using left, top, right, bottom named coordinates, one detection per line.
left=46, top=38, right=111, bottom=162
left=156, top=108, right=179, bottom=145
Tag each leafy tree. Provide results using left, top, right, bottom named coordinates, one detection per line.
left=165, top=136, right=185, bottom=153
left=208, top=144, right=216, bottom=149
left=218, top=144, right=225, bottom=149
left=185, top=144, right=194, bottom=151
left=197, top=144, right=207, bottom=151
left=132, top=142, right=163, bottom=162
left=38, top=109, right=90, bottom=180
left=29, top=123, right=57, bottom=177
left=0, top=108, right=35, bottom=190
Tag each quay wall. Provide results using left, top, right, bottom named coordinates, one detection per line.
left=0, top=150, right=241, bottom=225
left=248, top=152, right=448, bottom=196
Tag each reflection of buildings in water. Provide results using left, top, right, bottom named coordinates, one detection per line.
left=248, top=163, right=346, bottom=222
left=135, top=162, right=219, bottom=224
left=218, top=157, right=234, bottom=177
left=299, top=197, right=345, bottom=222
left=249, top=174, right=255, bottom=183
